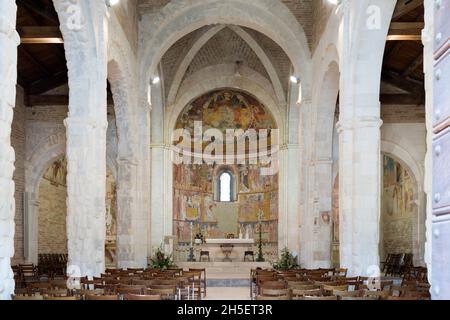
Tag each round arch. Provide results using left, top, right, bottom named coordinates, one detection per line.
left=381, top=140, right=426, bottom=266
left=166, top=64, right=285, bottom=144
left=140, top=0, right=312, bottom=103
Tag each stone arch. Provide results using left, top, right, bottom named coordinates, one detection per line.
left=25, top=130, right=118, bottom=264
left=381, top=140, right=426, bottom=266
left=141, top=0, right=312, bottom=106
left=167, top=64, right=284, bottom=143
left=314, top=56, right=340, bottom=160
left=167, top=25, right=286, bottom=106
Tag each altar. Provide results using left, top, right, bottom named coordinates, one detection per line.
left=199, top=238, right=255, bottom=262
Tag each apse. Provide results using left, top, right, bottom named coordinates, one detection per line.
left=172, top=89, right=279, bottom=262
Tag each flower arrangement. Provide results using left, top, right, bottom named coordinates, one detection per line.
left=272, top=248, right=299, bottom=270
left=149, top=245, right=174, bottom=270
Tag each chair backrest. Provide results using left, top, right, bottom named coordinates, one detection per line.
left=333, top=289, right=363, bottom=298
left=289, top=284, right=319, bottom=290
left=291, top=289, right=322, bottom=298
left=323, top=284, right=349, bottom=292
left=44, top=289, right=69, bottom=297
left=387, top=296, right=421, bottom=300
left=256, top=295, right=290, bottom=300
left=363, top=290, right=390, bottom=299
left=124, top=294, right=162, bottom=300
left=85, top=294, right=119, bottom=300
left=44, top=296, right=79, bottom=300
left=260, top=288, right=290, bottom=297
left=13, top=295, right=44, bottom=300
left=341, top=296, right=379, bottom=301
left=147, top=288, right=176, bottom=299
left=302, top=295, right=338, bottom=300
left=117, top=285, right=146, bottom=295
left=259, top=281, right=287, bottom=290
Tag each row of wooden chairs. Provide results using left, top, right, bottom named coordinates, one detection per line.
left=255, top=282, right=431, bottom=300
left=16, top=267, right=208, bottom=300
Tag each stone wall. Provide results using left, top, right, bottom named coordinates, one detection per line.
left=11, top=85, right=26, bottom=264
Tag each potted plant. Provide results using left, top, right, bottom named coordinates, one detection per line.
left=149, top=245, right=174, bottom=270
left=194, top=233, right=204, bottom=245
left=272, top=248, right=299, bottom=271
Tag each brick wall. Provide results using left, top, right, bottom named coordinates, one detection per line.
left=38, top=176, right=68, bottom=254
left=11, top=85, right=26, bottom=265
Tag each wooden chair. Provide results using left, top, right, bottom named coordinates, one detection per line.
left=322, top=284, right=348, bottom=295
left=341, top=296, right=379, bottom=300
left=387, top=296, right=421, bottom=300
left=256, top=295, right=290, bottom=300
left=333, top=268, right=348, bottom=277
left=44, top=296, right=79, bottom=300
left=291, top=289, right=322, bottom=299
left=363, top=290, right=391, bottom=300
left=116, top=285, right=146, bottom=296
left=260, top=288, right=290, bottom=298
left=147, top=288, right=177, bottom=300
left=12, top=295, right=44, bottom=300
left=302, top=295, right=338, bottom=300
left=189, top=268, right=207, bottom=297
left=85, top=294, right=119, bottom=300
left=28, top=282, right=52, bottom=295
left=244, top=251, right=255, bottom=262
left=199, top=251, right=211, bottom=262
left=333, top=289, right=363, bottom=299
left=43, top=289, right=70, bottom=297
left=124, top=294, right=162, bottom=300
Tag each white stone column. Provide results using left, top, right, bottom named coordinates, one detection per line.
left=54, top=0, right=109, bottom=278
left=0, top=0, right=20, bottom=300
left=116, top=159, right=147, bottom=268
left=149, top=77, right=171, bottom=253
left=337, top=117, right=382, bottom=276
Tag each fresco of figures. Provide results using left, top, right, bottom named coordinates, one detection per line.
left=173, top=90, right=279, bottom=257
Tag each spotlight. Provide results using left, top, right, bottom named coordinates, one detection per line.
left=328, top=0, right=342, bottom=5
left=151, top=77, right=160, bottom=85
left=290, top=76, right=299, bottom=84
left=106, top=0, right=120, bottom=7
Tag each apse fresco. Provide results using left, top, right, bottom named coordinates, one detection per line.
left=382, top=155, right=415, bottom=257
left=105, top=169, right=117, bottom=268
left=173, top=90, right=279, bottom=261
left=175, top=90, right=276, bottom=133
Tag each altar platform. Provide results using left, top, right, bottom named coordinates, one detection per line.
left=176, top=261, right=271, bottom=287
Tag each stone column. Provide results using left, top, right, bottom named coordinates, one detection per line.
left=0, top=0, right=20, bottom=300
left=337, top=117, right=382, bottom=276
left=54, top=0, right=109, bottom=278
left=116, top=159, right=147, bottom=268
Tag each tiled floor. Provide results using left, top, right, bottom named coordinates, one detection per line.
left=204, top=287, right=251, bottom=300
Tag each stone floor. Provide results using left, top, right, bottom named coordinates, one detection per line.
left=204, top=287, right=251, bottom=300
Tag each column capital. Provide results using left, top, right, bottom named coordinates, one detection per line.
left=336, top=117, right=383, bottom=133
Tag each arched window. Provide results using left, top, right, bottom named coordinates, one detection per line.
left=219, top=172, right=232, bottom=202
left=215, top=169, right=236, bottom=202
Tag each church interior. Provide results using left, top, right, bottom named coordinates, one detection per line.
left=0, top=0, right=448, bottom=301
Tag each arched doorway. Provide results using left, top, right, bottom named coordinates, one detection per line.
left=37, top=157, right=118, bottom=268
left=172, top=89, right=279, bottom=262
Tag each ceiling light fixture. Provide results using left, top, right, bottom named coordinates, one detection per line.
left=151, top=77, right=160, bottom=85
left=290, top=76, right=300, bottom=84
